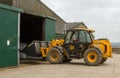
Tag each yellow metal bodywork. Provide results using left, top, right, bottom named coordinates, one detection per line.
left=40, top=47, right=49, bottom=58
left=69, top=45, right=75, bottom=50
left=87, top=52, right=97, bottom=63
left=72, top=28, right=95, bottom=32
left=40, top=39, right=64, bottom=57
left=49, top=39, right=64, bottom=48
left=39, top=28, right=112, bottom=60
left=91, top=39, right=112, bottom=58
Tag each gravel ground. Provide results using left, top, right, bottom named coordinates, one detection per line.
left=0, top=54, right=120, bottom=78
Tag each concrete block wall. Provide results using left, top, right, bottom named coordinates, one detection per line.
left=0, top=0, right=12, bottom=5
left=13, top=0, right=66, bottom=34
left=0, top=0, right=66, bottom=34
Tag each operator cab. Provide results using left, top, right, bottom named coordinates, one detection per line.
left=65, top=30, right=92, bottom=43
left=63, top=28, right=94, bottom=58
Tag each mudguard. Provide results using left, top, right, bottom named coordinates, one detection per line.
left=90, top=39, right=112, bottom=58
left=53, top=46, right=70, bottom=59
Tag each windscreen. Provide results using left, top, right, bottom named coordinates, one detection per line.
left=79, top=31, right=92, bottom=43
left=65, top=30, right=92, bottom=43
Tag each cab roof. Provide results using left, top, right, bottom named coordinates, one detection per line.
left=68, top=28, right=95, bottom=32
left=67, top=22, right=95, bottom=32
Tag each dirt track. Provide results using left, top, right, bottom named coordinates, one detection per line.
left=0, top=54, right=120, bottom=78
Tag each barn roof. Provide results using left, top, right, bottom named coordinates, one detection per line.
left=66, top=22, right=87, bottom=30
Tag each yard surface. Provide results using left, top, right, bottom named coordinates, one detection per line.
left=0, top=54, right=120, bottom=78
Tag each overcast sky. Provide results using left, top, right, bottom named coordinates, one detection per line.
left=41, top=0, right=120, bottom=42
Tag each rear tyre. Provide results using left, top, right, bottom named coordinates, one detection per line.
left=84, top=48, right=102, bottom=66
left=48, top=48, right=63, bottom=64
left=101, top=58, right=107, bottom=64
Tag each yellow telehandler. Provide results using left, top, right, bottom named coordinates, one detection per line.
left=21, top=27, right=112, bottom=66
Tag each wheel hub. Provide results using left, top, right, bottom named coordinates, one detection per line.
left=50, top=52, right=59, bottom=61
left=53, top=53, right=57, bottom=58
left=87, top=52, right=97, bottom=63
left=91, top=55, right=95, bottom=59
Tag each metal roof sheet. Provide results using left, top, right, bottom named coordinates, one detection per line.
left=0, top=3, right=23, bottom=13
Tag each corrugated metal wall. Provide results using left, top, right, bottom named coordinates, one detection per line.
left=55, top=33, right=65, bottom=39
left=45, top=18, right=55, bottom=41
left=0, top=7, right=18, bottom=68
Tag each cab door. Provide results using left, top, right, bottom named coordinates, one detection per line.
left=63, top=30, right=92, bottom=58
left=63, top=30, right=80, bottom=58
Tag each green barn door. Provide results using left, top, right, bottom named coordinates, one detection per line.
left=45, top=17, right=55, bottom=41
left=0, top=8, right=18, bottom=68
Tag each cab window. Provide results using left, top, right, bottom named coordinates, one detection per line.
left=79, top=31, right=92, bottom=43
left=71, top=31, right=79, bottom=42
left=65, top=31, right=78, bottom=43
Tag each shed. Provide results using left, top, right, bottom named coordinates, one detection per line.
left=0, top=3, right=56, bottom=68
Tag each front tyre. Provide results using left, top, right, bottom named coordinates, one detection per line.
left=101, top=58, right=107, bottom=64
left=48, top=48, right=63, bottom=64
left=84, top=48, right=102, bottom=66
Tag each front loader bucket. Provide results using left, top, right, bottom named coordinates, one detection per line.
left=20, top=41, right=49, bottom=57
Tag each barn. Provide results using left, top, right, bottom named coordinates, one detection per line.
left=0, top=0, right=66, bottom=68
